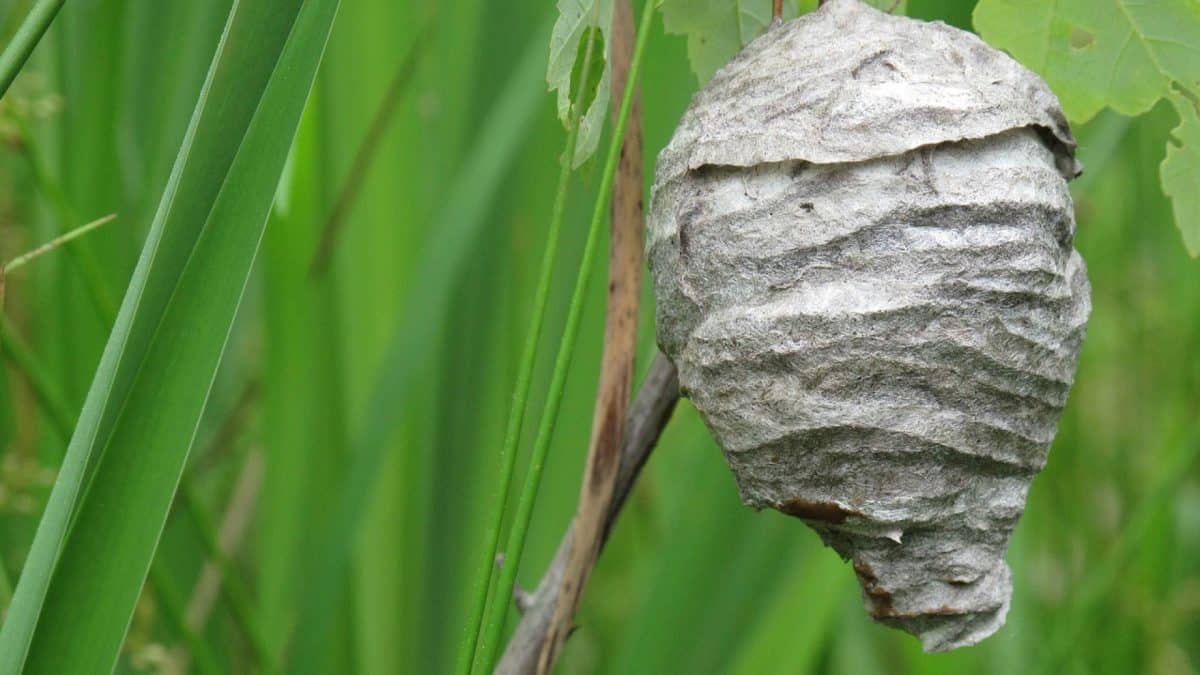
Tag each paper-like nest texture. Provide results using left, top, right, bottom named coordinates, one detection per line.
left=648, top=0, right=1090, bottom=652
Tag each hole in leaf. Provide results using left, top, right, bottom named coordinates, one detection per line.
left=1069, top=26, right=1094, bottom=50
left=569, top=26, right=606, bottom=118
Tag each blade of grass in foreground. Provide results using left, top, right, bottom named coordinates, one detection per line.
left=284, top=22, right=550, bottom=673
left=0, top=0, right=340, bottom=672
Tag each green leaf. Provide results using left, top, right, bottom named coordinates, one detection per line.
left=974, top=0, right=1200, bottom=255
left=1162, top=92, right=1200, bottom=256
left=661, top=0, right=906, bottom=84
left=548, top=0, right=613, bottom=166
left=974, top=0, right=1200, bottom=123
left=661, top=0, right=787, bottom=84
left=0, top=0, right=339, bottom=672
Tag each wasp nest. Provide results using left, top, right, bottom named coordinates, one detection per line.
left=648, top=0, right=1090, bottom=652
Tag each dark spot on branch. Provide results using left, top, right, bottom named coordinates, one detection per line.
left=588, top=400, right=623, bottom=492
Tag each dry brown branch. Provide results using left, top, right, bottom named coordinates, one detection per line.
left=496, top=354, right=679, bottom=675
left=533, top=1, right=645, bottom=671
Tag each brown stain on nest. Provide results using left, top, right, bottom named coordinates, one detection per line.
left=775, top=497, right=856, bottom=524
left=853, top=558, right=896, bottom=618
left=853, top=559, right=969, bottom=620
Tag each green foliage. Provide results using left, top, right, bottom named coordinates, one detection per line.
left=285, top=21, right=553, bottom=675
left=455, top=17, right=597, bottom=675
left=659, top=0, right=906, bottom=84
left=974, top=0, right=1200, bottom=121
left=0, top=0, right=338, bottom=672
left=1162, top=92, right=1200, bottom=255
left=549, top=0, right=614, bottom=166
left=974, top=0, right=1200, bottom=254
left=0, top=1, right=1195, bottom=673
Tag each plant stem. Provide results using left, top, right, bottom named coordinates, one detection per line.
left=536, top=0, right=645, bottom=668
left=13, top=115, right=119, bottom=323
left=0, top=0, right=65, bottom=99
left=453, top=22, right=599, bottom=675
left=3, top=213, right=116, bottom=274
left=496, top=353, right=679, bottom=674
left=472, top=1, right=656, bottom=671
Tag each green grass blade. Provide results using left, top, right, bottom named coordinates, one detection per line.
left=0, top=0, right=63, bottom=99
left=284, top=23, right=550, bottom=672
left=0, top=0, right=340, bottom=671
left=2, top=214, right=115, bottom=275
left=2, top=306, right=272, bottom=671
left=257, top=92, right=346, bottom=659
left=0, top=317, right=76, bottom=439
left=728, top=546, right=849, bottom=675
left=147, top=564, right=224, bottom=675
left=471, top=2, right=656, bottom=670
left=1037, top=430, right=1200, bottom=673
left=12, top=119, right=120, bottom=324
left=452, top=24, right=597, bottom=675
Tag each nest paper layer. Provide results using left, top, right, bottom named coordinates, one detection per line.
left=648, top=0, right=1090, bottom=652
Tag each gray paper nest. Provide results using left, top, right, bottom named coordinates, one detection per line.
left=648, top=0, right=1090, bottom=652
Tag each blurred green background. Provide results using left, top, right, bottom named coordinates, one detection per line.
left=0, top=0, right=1197, bottom=673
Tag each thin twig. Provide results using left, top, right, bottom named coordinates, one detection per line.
left=534, top=0, right=644, bottom=671
left=773, top=0, right=784, bottom=21
left=308, top=34, right=426, bottom=278
left=3, top=213, right=115, bottom=273
left=0, top=213, right=116, bottom=312
left=497, top=353, right=679, bottom=675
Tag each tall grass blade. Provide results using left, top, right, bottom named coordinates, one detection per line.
left=284, top=23, right=550, bottom=672
left=453, top=23, right=598, bottom=675
left=0, top=0, right=340, bottom=671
